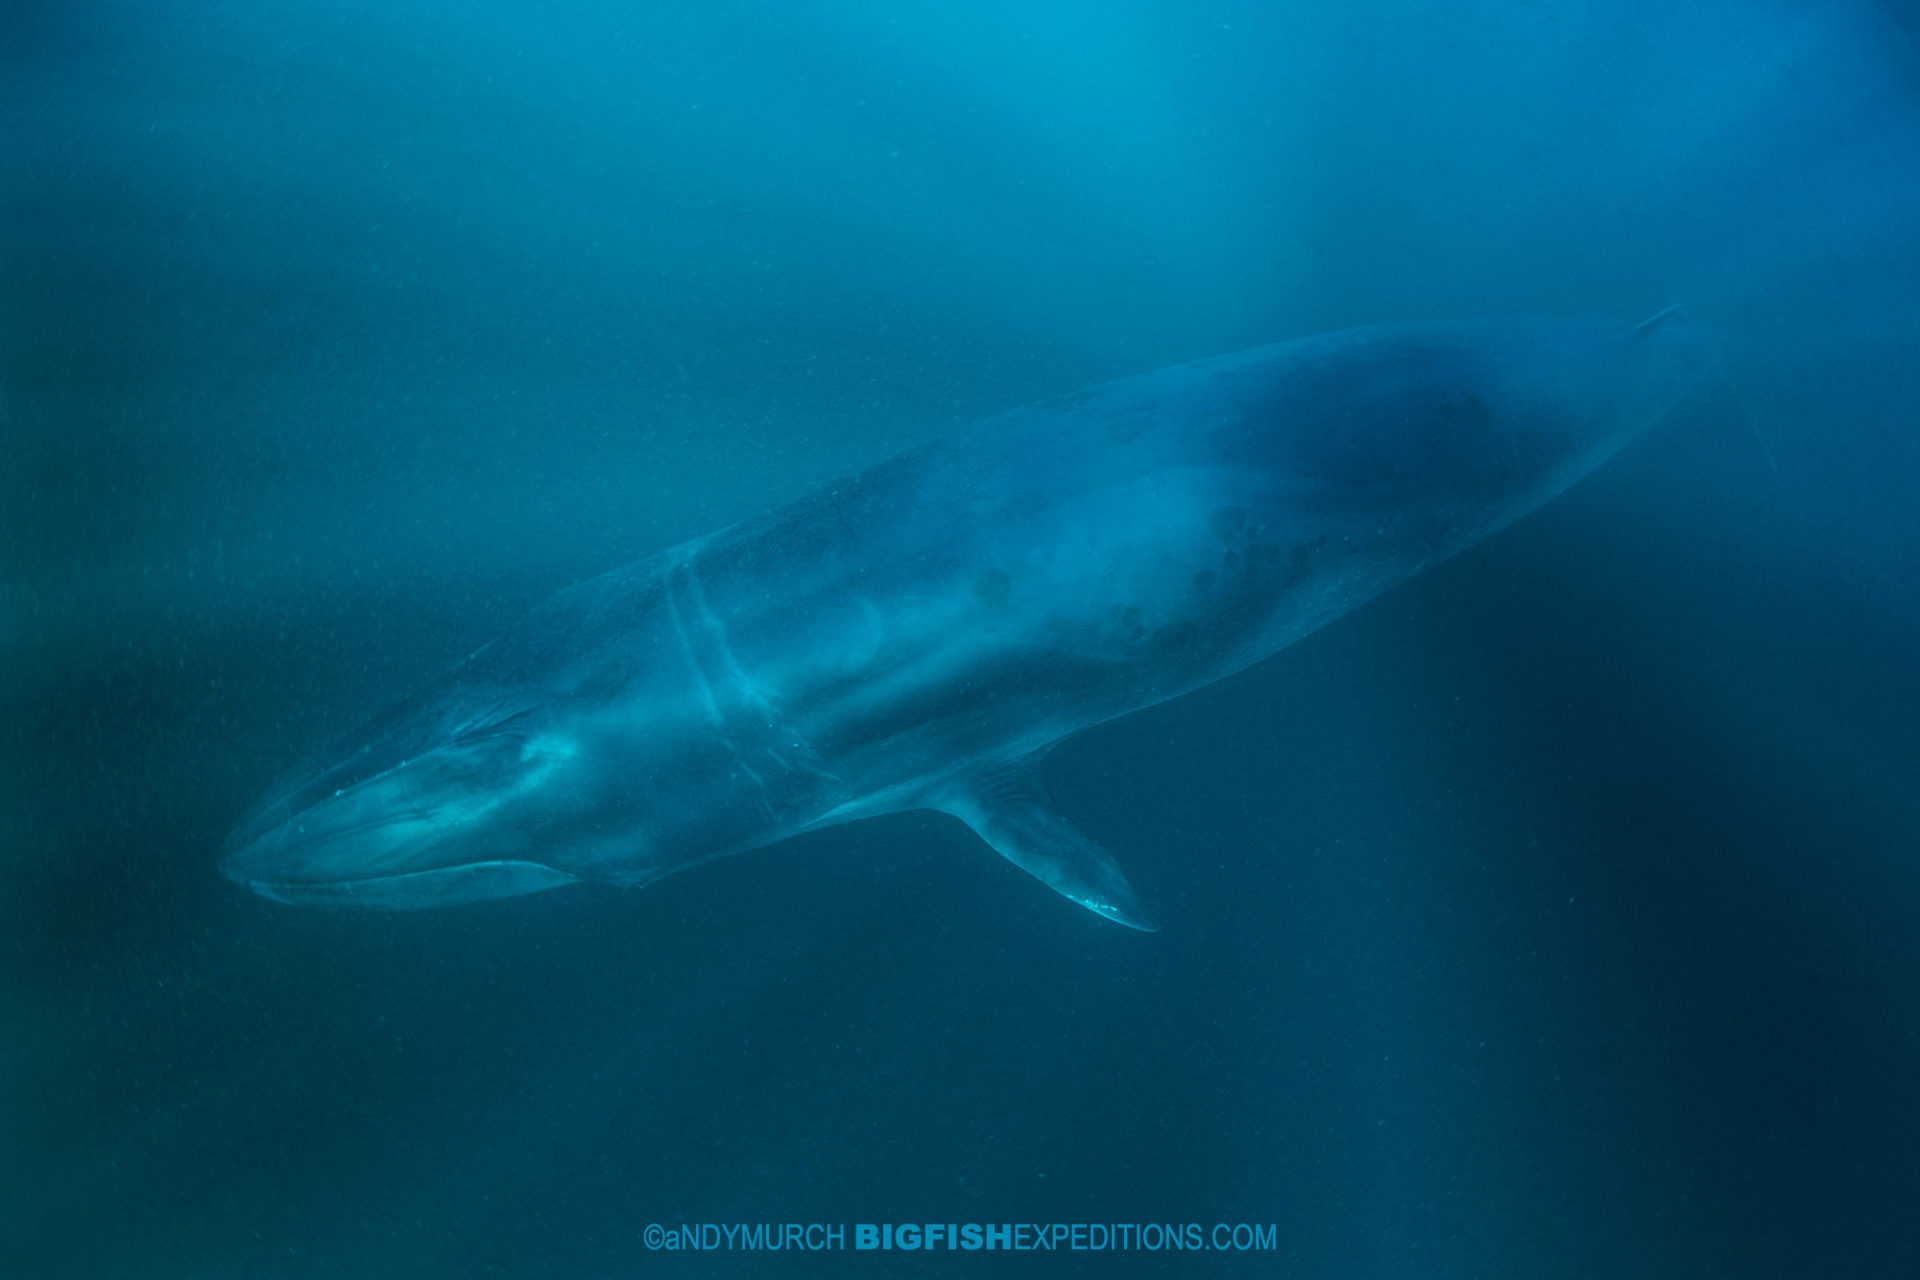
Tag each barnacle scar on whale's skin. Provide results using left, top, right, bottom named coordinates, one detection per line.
left=224, top=315, right=1713, bottom=929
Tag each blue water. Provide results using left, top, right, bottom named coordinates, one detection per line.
left=8, top=1, right=1920, bottom=1275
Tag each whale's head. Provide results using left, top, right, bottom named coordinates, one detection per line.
left=221, top=680, right=603, bottom=908
left=221, top=577, right=798, bottom=910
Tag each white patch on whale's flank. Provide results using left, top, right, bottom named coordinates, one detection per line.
left=662, top=555, right=722, bottom=729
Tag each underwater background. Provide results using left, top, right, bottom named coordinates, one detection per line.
left=8, top=0, right=1920, bottom=1275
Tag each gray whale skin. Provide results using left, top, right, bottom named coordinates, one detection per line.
left=224, top=317, right=1711, bottom=929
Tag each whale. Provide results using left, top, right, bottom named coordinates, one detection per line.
left=223, top=316, right=1712, bottom=929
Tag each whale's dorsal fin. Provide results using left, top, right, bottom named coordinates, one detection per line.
left=932, top=757, right=1158, bottom=932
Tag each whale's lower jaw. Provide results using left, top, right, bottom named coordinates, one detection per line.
left=237, top=860, right=578, bottom=909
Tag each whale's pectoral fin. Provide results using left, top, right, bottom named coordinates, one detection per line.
left=932, top=760, right=1158, bottom=932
